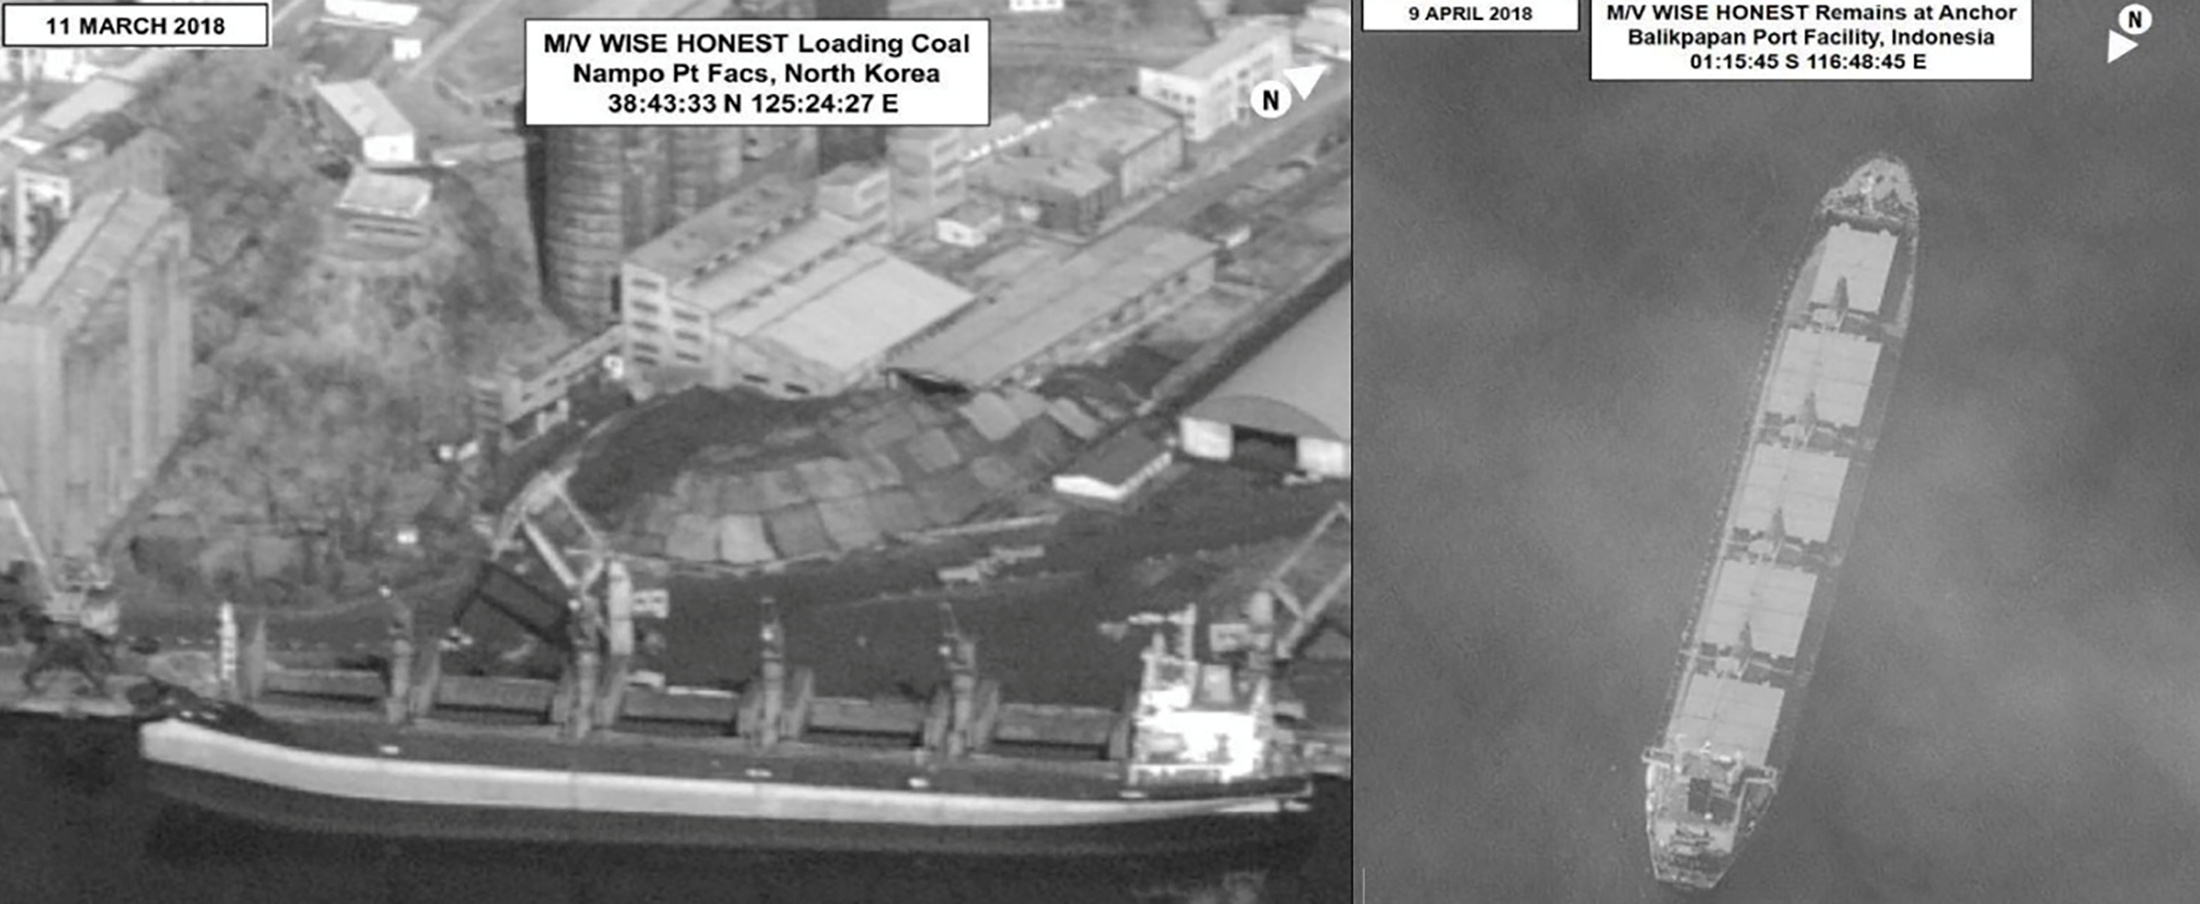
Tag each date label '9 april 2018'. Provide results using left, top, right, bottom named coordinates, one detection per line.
left=1364, top=0, right=1581, bottom=31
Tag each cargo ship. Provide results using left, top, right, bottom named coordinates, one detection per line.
left=134, top=473, right=1325, bottom=855
left=1642, top=155, right=1920, bottom=890
left=136, top=595, right=1314, bottom=855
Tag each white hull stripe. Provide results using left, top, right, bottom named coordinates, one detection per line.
left=141, top=720, right=1292, bottom=828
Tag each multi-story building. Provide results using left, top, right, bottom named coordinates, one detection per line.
left=8, top=110, right=173, bottom=276
left=885, top=126, right=966, bottom=232
left=621, top=187, right=972, bottom=397
left=617, top=175, right=817, bottom=372
left=1136, top=24, right=1294, bottom=142
left=1027, top=95, right=1185, bottom=202
left=312, top=79, right=417, bottom=168
left=890, top=225, right=1218, bottom=388
left=0, top=188, right=190, bottom=555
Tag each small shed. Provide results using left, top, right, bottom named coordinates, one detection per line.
left=1052, top=431, right=1172, bottom=504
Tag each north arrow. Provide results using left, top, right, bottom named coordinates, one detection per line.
left=1283, top=64, right=1328, bottom=100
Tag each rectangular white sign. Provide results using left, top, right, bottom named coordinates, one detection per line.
left=525, top=18, right=992, bottom=127
left=2, top=3, right=270, bottom=48
left=1591, top=1, right=2032, bottom=80
left=1364, top=0, right=1581, bottom=31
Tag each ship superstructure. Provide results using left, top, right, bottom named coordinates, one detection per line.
left=1642, top=156, right=1919, bottom=890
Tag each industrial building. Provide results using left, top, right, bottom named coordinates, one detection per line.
left=531, top=0, right=830, bottom=324
left=312, top=79, right=417, bottom=168
left=621, top=181, right=974, bottom=397
left=1027, top=96, right=1185, bottom=202
left=7, top=110, right=173, bottom=277
left=890, top=225, right=1217, bottom=388
left=1136, top=24, right=1294, bottom=142
left=541, top=125, right=816, bottom=326
left=709, top=243, right=976, bottom=397
left=0, top=189, right=190, bottom=555
left=970, top=153, right=1114, bottom=236
left=1179, top=285, right=1351, bottom=480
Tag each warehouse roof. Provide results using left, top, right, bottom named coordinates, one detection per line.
left=890, top=225, right=1216, bottom=386
left=744, top=245, right=975, bottom=374
left=625, top=175, right=811, bottom=284
left=1039, top=96, right=1178, bottom=159
left=1185, top=284, right=1350, bottom=442
left=337, top=171, right=434, bottom=220
left=691, top=213, right=871, bottom=324
left=23, top=77, right=138, bottom=146
left=1065, top=430, right=1169, bottom=486
left=313, top=79, right=413, bottom=139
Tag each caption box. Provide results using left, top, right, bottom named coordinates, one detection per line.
left=1363, top=0, right=1581, bottom=31
left=1592, top=0, right=2032, bottom=80
left=525, top=18, right=990, bottom=127
left=0, top=3, right=271, bottom=48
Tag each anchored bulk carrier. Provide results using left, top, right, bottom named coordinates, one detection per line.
left=1642, top=156, right=1920, bottom=890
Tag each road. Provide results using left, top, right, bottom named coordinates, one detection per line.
left=397, top=0, right=516, bottom=85
left=1129, top=66, right=1352, bottom=230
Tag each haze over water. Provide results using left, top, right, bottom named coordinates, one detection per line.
left=1358, top=8, right=2200, bottom=903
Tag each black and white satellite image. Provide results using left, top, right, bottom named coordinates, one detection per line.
left=1361, top=0, right=2200, bottom=901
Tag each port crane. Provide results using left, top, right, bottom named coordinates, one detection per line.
left=1215, top=501, right=1351, bottom=667
left=0, top=459, right=124, bottom=702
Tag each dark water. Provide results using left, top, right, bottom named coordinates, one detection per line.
left=1360, top=9, right=2200, bottom=904
left=0, top=715, right=1348, bottom=903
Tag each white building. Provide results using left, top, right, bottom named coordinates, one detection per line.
left=323, top=0, right=421, bottom=29
left=1052, top=431, right=1172, bottom=504
left=312, top=80, right=416, bottom=168
left=1006, top=0, right=1065, bottom=11
left=391, top=18, right=437, bottom=62
left=1179, top=285, right=1350, bottom=479
left=1136, top=24, right=1293, bottom=142
left=0, top=48, right=134, bottom=86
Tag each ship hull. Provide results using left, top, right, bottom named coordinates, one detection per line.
left=1644, top=154, right=1919, bottom=890
left=140, top=706, right=1314, bottom=857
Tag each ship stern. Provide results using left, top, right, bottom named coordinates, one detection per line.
left=1642, top=749, right=1739, bottom=892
